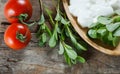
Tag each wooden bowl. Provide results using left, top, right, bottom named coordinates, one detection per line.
left=62, top=0, right=120, bottom=55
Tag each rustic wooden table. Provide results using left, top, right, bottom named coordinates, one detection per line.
left=0, top=0, right=120, bottom=74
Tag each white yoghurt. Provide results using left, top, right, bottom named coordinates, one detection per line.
left=69, top=0, right=120, bottom=28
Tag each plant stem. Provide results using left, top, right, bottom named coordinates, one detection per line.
left=39, top=0, right=43, bottom=14
left=45, top=24, right=52, bottom=36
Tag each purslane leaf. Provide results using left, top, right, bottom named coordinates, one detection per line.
left=89, top=22, right=101, bottom=28
left=49, top=35, right=56, bottom=48
left=70, top=34, right=77, bottom=45
left=76, top=43, right=87, bottom=51
left=112, top=37, right=120, bottom=47
left=106, top=23, right=120, bottom=32
left=112, top=16, right=120, bottom=22
left=97, top=27, right=107, bottom=36
left=65, top=44, right=77, bottom=60
left=38, top=39, right=45, bottom=47
left=77, top=56, right=86, bottom=63
left=66, top=49, right=77, bottom=60
left=88, top=29, right=97, bottom=38
left=71, top=59, right=77, bottom=64
left=64, top=52, right=71, bottom=66
left=108, top=32, right=113, bottom=41
left=55, top=13, right=62, bottom=21
left=37, top=1, right=87, bottom=65
left=59, top=41, right=64, bottom=55
left=54, top=23, right=58, bottom=40
left=41, top=24, right=46, bottom=30
left=38, top=14, right=45, bottom=25
left=41, top=33, right=47, bottom=43
left=88, top=15, right=120, bottom=47
left=114, top=27, right=120, bottom=36
left=97, top=16, right=112, bottom=25
left=61, top=17, right=70, bottom=25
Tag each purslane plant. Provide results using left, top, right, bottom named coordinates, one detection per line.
left=37, top=0, right=87, bottom=66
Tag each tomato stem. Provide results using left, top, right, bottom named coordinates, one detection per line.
left=19, top=14, right=28, bottom=21
left=16, top=29, right=27, bottom=43
left=18, top=14, right=36, bottom=27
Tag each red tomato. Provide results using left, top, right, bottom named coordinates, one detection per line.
left=4, top=0, right=33, bottom=23
left=4, top=23, right=31, bottom=50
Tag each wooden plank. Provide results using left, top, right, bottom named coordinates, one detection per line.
left=0, top=33, right=67, bottom=74
left=1, top=33, right=120, bottom=74
left=0, top=0, right=120, bottom=74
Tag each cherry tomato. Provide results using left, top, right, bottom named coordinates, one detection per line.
left=4, top=23, right=31, bottom=50
left=4, top=0, right=33, bottom=23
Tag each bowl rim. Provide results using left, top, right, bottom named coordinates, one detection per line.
left=62, top=0, right=120, bottom=56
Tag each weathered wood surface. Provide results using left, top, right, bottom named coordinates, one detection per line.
left=0, top=0, right=120, bottom=74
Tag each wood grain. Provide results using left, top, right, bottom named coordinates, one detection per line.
left=0, top=0, right=120, bottom=74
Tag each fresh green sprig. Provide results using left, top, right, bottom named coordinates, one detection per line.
left=37, top=0, right=87, bottom=65
left=88, top=15, right=120, bottom=47
left=59, top=40, right=86, bottom=66
left=49, top=21, right=58, bottom=47
left=36, top=13, right=52, bottom=46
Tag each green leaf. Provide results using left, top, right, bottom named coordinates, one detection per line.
left=68, top=28, right=87, bottom=51
left=61, top=32, right=65, bottom=41
left=64, top=52, right=71, bottom=66
left=108, top=32, right=113, bottom=41
left=112, top=37, right=120, bottom=47
left=54, top=22, right=59, bottom=40
left=114, top=27, right=120, bottom=36
left=65, top=44, right=77, bottom=60
left=55, top=11, right=62, bottom=21
left=65, top=31, right=69, bottom=37
left=57, top=27, right=61, bottom=34
left=112, top=16, right=120, bottom=22
left=49, top=35, right=56, bottom=48
left=61, top=17, right=70, bottom=25
left=66, top=25, right=78, bottom=45
left=41, top=33, right=47, bottom=43
left=70, top=34, right=77, bottom=44
left=106, top=23, right=120, bottom=32
left=65, top=27, right=69, bottom=37
left=38, top=39, right=45, bottom=47
left=97, top=28, right=107, bottom=36
left=38, top=14, right=45, bottom=25
left=55, top=32, right=58, bottom=41
left=58, top=41, right=64, bottom=55
left=66, top=49, right=77, bottom=60
left=88, top=29, right=97, bottom=39
left=71, top=59, right=77, bottom=64
left=77, top=56, right=86, bottom=63
left=97, top=16, right=112, bottom=25
left=45, top=24, right=52, bottom=36
left=101, top=33, right=109, bottom=43
left=76, top=43, right=87, bottom=51
left=41, top=24, right=46, bottom=30
left=90, top=22, right=101, bottom=28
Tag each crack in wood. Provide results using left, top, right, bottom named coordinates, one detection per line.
left=1, top=22, right=11, bottom=25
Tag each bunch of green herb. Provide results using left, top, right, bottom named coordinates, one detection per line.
left=36, top=0, right=87, bottom=66
left=88, top=15, right=120, bottom=47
